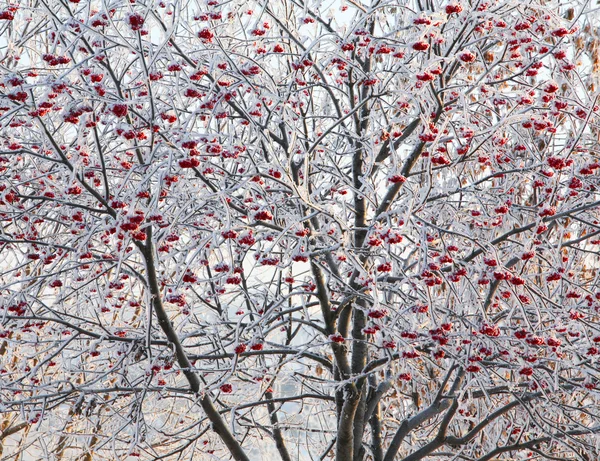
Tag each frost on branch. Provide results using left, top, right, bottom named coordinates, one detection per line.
left=1, top=0, right=600, bottom=460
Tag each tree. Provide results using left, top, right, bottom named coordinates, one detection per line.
left=1, top=0, right=600, bottom=459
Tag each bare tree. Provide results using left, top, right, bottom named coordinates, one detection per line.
left=1, top=0, right=600, bottom=460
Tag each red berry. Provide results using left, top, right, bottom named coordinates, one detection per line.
left=220, top=383, right=233, bottom=393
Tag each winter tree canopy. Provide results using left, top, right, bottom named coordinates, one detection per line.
left=1, top=0, right=600, bottom=459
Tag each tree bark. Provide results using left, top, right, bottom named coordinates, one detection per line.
left=336, top=383, right=361, bottom=461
